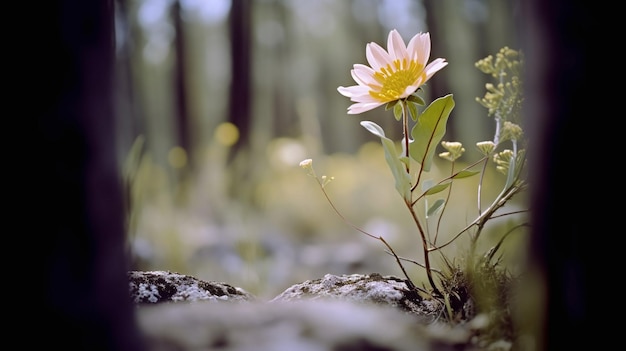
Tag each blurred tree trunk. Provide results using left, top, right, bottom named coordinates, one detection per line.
left=522, top=0, right=597, bottom=350
left=172, top=0, right=192, bottom=171
left=228, top=0, right=252, bottom=157
left=36, top=0, right=145, bottom=349
left=115, top=0, right=147, bottom=226
left=114, top=0, right=144, bottom=163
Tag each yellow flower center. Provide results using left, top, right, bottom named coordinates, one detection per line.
left=369, top=59, right=425, bottom=102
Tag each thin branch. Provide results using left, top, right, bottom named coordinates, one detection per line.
left=476, top=157, right=489, bottom=217
left=429, top=180, right=526, bottom=251
left=385, top=250, right=445, bottom=277
left=315, top=181, right=417, bottom=288
left=490, top=209, right=530, bottom=219
left=412, top=156, right=488, bottom=207
left=485, top=222, right=530, bottom=263
left=434, top=162, right=455, bottom=244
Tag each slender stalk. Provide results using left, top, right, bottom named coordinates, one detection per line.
left=406, top=197, right=442, bottom=296
left=399, top=100, right=442, bottom=296
left=434, top=162, right=455, bottom=244
left=314, top=176, right=417, bottom=288
left=379, top=236, right=417, bottom=290
left=430, top=180, right=526, bottom=251
left=387, top=252, right=445, bottom=276
left=401, top=101, right=410, bottom=172
left=476, top=157, right=489, bottom=218
left=412, top=156, right=488, bottom=207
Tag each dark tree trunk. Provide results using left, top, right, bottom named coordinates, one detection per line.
left=522, top=0, right=599, bottom=350
left=35, top=0, right=145, bottom=350
left=172, top=0, right=191, bottom=168
left=228, top=0, right=252, bottom=157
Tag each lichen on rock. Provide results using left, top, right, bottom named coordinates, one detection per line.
left=271, top=273, right=441, bottom=320
left=128, top=270, right=256, bottom=304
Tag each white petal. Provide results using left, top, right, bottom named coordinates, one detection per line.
left=347, top=101, right=384, bottom=114
left=387, top=29, right=407, bottom=61
left=424, top=58, right=448, bottom=77
left=400, top=85, right=418, bottom=99
left=366, top=42, right=392, bottom=71
left=337, top=85, right=371, bottom=98
left=351, top=69, right=367, bottom=86
left=337, top=86, right=355, bottom=97
left=353, top=63, right=375, bottom=74
left=407, top=32, right=430, bottom=64
left=416, top=59, right=448, bottom=87
left=352, top=64, right=377, bottom=86
left=349, top=93, right=379, bottom=103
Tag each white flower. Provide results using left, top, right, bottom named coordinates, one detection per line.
left=299, top=159, right=313, bottom=168
left=337, top=29, right=448, bottom=114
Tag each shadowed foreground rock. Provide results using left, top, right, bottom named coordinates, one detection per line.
left=137, top=298, right=472, bottom=351
left=130, top=271, right=503, bottom=351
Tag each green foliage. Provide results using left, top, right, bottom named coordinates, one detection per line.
left=475, top=48, right=524, bottom=120
left=304, top=41, right=528, bottom=345
left=423, top=182, right=451, bottom=195
left=407, top=93, right=426, bottom=106
left=451, top=170, right=479, bottom=179
left=410, top=94, right=455, bottom=172
left=360, top=121, right=412, bottom=201
left=392, top=101, right=403, bottom=121
left=426, top=198, right=445, bottom=217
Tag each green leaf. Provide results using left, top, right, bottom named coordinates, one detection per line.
left=393, top=101, right=403, bottom=121
left=408, top=94, right=425, bottom=105
left=410, top=94, right=455, bottom=172
left=504, top=154, right=516, bottom=189
left=427, top=199, right=445, bottom=217
left=452, top=170, right=480, bottom=179
left=385, top=101, right=395, bottom=110
left=422, top=179, right=434, bottom=191
left=407, top=101, right=419, bottom=121
left=399, top=156, right=410, bottom=168
left=361, top=120, right=386, bottom=138
left=424, top=182, right=451, bottom=195
left=360, top=121, right=412, bottom=201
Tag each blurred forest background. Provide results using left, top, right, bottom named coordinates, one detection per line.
left=117, top=0, right=525, bottom=299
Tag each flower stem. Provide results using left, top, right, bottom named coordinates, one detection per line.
left=402, top=101, right=410, bottom=172
left=400, top=101, right=442, bottom=297
left=406, top=197, right=442, bottom=297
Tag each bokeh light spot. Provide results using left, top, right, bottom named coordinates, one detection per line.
left=168, top=146, right=188, bottom=169
left=215, top=122, right=240, bottom=146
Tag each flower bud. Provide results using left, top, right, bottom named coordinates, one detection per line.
left=500, top=121, right=523, bottom=142
left=493, top=149, right=514, bottom=174
left=299, top=158, right=316, bottom=178
left=476, top=141, right=496, bottom=155
left=440, top=141, right=465, bottom=161
left=299, top=158, right=313, bottom=169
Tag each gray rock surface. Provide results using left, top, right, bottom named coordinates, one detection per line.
left=128, top=270, right=256, bottom=304
left=271, top=272, right=441, bottom=320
